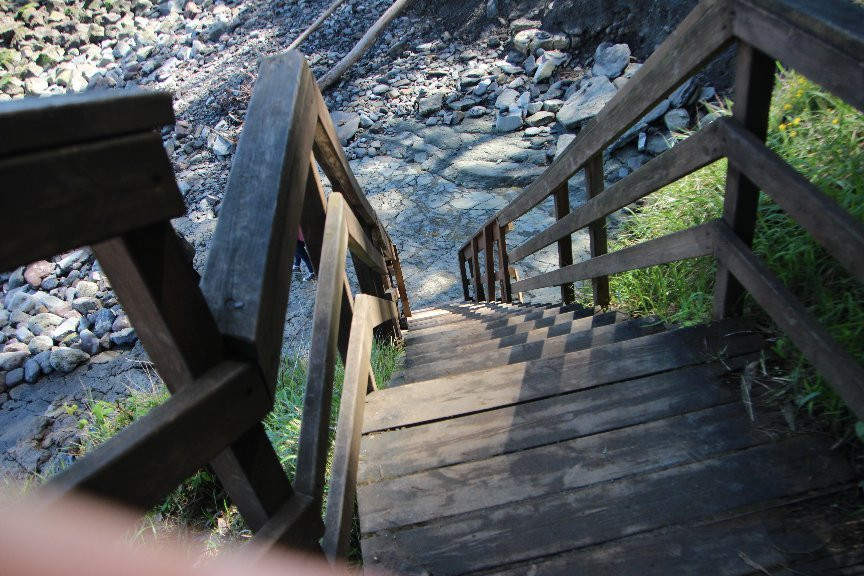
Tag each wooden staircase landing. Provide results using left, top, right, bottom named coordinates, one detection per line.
left=356, top=303, right=862, bottom=575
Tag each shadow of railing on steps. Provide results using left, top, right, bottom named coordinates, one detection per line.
left=459, top=0, right=864, bottom=420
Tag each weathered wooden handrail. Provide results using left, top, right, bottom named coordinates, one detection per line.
left=459, top=0, right=864, bottom=419
left=1, top=47, right=409, bottom=558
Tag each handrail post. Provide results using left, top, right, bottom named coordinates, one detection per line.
left=713, top=42, right=776, bottom=319
left=471, top=235, right=486, bottom=302
left=552, top=183, right=576, bottom=304
left=585, top=153, right=610, bottom=307
left=494, top=224, right=513, bottom=303
left=389, top=243, right=412, bottom=318
left=484, top=223, right=497, bottom=302
left=459, top=247, right=471, bottom=301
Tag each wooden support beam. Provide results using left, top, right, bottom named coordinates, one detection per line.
left=713, top=43, right=776, bottom=319
left=471, top=235, right=485, bottom=302
left=494, top=225, right=513, bottom=303
left=512, top=223, right=715, bottom=294
left=585, top=153, right=610, bottom=307
left=458, top=248, right=471, bottom=301
left=552, top=183, right=576, bottom=304
left=390, top=244, right=412, bottom=317
left=484, top=223, right=497, bottom=302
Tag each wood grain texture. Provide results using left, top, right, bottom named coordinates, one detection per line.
left=734, top=0, right=864, bottom=113
left=0, top=89, right=174, bottom=157
left=494, top=225, right=513, bottom=303
left=483, top=223, right=497, bottom=302
left=552, top=183, right=576, bottom=304
left=508, top=119, right=725, bottom=264
left=713, top=221, right=864, bottom=419
left=358, top=357, right=755, bottom=484
left=201, top=50, right=317, bottom=396
left=0, top=132, right=183, bottom=272
left=247, top=492, right=322, bottom=555
left=470, top=235, right=485, bottom=302
left=390, top=243, right=412, bottom=317
left=295, top=192, right=350, bottom=501
left=512, top=222, right=716, bottom=294
left=359, top=403, right=769, bottom=533
left=323, top=295, right=395, bottom=560
left=584, top=153, right=610, bottom=306
left=344, top=201, right=387, bottom=274
left=713, top=43, right=776, bottom=318
left=364, top=318, right=763, bottom=432
left=361, top=435, right=852, bottom=575
left=46, top=361, right=269, bottom=511
left=722, top=118, right=864, bottom=284
left=496, top=0, right=733, bottom=225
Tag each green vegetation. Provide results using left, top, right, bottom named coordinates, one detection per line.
left=582, top=68, right=864, bottom=437
left=68, top=339, right=404, bottom=556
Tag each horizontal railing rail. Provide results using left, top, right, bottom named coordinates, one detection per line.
left=459, top=0, right=864, bottom=419
left=1, top=48, right=410, bottom=560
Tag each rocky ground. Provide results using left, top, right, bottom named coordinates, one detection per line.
left=1, top=0, right=719, bottom=478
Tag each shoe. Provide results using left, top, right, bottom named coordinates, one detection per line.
left=303, top=272, right=316, bottom=282
left=292, top=265, right=301, bottom=272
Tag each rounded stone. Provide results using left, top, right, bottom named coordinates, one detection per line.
left=49, top=347, right=90, bottom=373
left=28, top=335, right=54, bottom=355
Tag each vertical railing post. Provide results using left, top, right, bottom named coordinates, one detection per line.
left=484, top=222, right=497, bottom=302
left=552, top=183, right=576, bottom=304
left=713, top=42, right=776, bottom=319
left=458, top=247, right=471, bottom=301
left=494, top=224, right=512, bottom=303
left=470, top=234, right=485, bottom=302
left=585, top=153, right=610, bottom=307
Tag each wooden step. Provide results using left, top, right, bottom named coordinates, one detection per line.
left=400, top=316, right=665, bottom=383
left=364, top=317, right=765, bottom=433
left=404, top=310, right=631, bottom=367
left=404, top=302, right=589, bottom=345
left=405, top=303, right=527, bottom=331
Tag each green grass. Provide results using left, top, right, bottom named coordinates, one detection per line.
left=67, top=338, right=404, bottom=557
left=582, top=68, right=864, bottom=438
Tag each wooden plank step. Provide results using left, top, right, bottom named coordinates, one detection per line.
left=405, top=303, right=524, bottom=331
left=359, top=358, right=753, bottom=482
left=482, top=490, right=863, bottom=576
left=400, top=316, right=665, bottom=383
left=364, top=318, right=764, bottom=433
left=405, top=309, right=623, bottom=358
left=360, top=435, right=855, bottom=576
left=358, top=401, right=772, bottom=533
left=404, top=303, right=590, bottom=345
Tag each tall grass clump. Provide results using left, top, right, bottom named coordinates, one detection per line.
left=592, top=67, right=863, bottom=435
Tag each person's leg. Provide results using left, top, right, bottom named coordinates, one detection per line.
left=299, top=244, right=315, bottom=280
left=293, top=241, right=305, bottom=270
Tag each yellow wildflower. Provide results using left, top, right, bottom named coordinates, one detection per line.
left=783, top=103, right=792, bottom=111
left=790, top=130, right=798, bottom=137
left=796, top=89, right=804, bottom=97
left=793, top=117, right=801, bottom=125
left=832, top=118, right=839, bottom=125
left=779, top=123, right=787, bottom=131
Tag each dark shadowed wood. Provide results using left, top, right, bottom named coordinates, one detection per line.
left=295, top=192, right=351, bottom=502
left=359, top=358, right=753, bottom=482
left=512, top=223, right=715, bottom=294
left=494, top=225, right=512, bottom=303
left=344, top=202, right=387, bottom=274
left=390, top=243, right=412, bottom=317
left=552, top=183, right=576, bottom=304
left=201, top=51, right=316, bottom=396
left=92, top=222, right=223, bottom=387
left=323, top=295, right=395, bottom=560
left=470, top=235, right=485, bottom=302
left=361, top=436, right=852, bottom=575
left=247, top=493, right=322, bottom=555
left=46, top=361, right=269, bottom=511
left=0, top=90, right=174, bottom=157
left=508, top=120, right=726, bottom=264
left=495, top=0, right=733, bottom=225
left=734, top=0, right=864, bottom=113
left=364, top=317, right=763, bottom=432
left=713, top=42, right=775, bottom=318
left=722, top=118, right=864, bottom=283
left=359, top=403, right=768, bottom=533
left=483, top=223, right=496, bottom=302
left=713, top=222, right=864, bottom=419
left=584, top=153, right=610, bottom=306
left=0, top=132, right=183, bottom=272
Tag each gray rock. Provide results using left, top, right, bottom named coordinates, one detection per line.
left=669, top=78, right=696, bottom=108
left=557, top=76, right=617, bottom=129
left=468, top=106, right=488, bottom=118
left=592, top=42, right=631, bottom=79
left=110, top=327, right=137, bottom=347
left=473, top=79, right=492, bottom=97
left=555, top=133, right=576, bottom=159
left=50, top=347, right=90, bottom=373
left=8, top=267, right=25, bottom=289
left=78, top=329, right=101, bottom=356
left=28, top=335, right=53, bottom=355
left=92, top=308, right=116, bottom=338
left=542, top=99, right=565, bottom=113
left=211, top=135, right=233, bottom=156
left=486, top=0, right=498, bottom=18
left=496, top=109, right=523, bottom=133
left=23, top=359, right=41, bottom=383
left=34, top=350, right=53, bottom=374
left=372, top=84, right=389, bottom=95
left=24, top=260, right=54, bottom=287
left=418, top=93, right=444, bottom=116
left=495, top=88, right=520, bottom=111
left=72, top=297, right=101, bottom=315
left=513, top=29, right=553, bottom=55
left=448, top=99, right=477, bottom=112
left=58, top=249, right=88, bottom=274
left=75, top=280, right=99, bottom=298
left=206, top=20, right=229, bottom=41
left=646, top=133, right=671, bottom=155
left=14, top=326, right=33, bottom=343
left=664, top=108, right=691, bottom=132
left=40, top=276, right=59, bottom=290
left=0, top=351, right=28, bottom=371
left=51, top=317, right=79, bottom=342
left=0, top=309, right=8, bottom=327
left=112, top=315, right=131, bottom=332
left=525, top=111, right=556, bottom=127
left=496, top=61, right=523, bottom=75
left=642, top=99, right=671, bottom=124
left=28, top=313, right=63, bottom=336
left=6, top=367, right=23, bottom=387
left=511, top=18, right=541, bottom=34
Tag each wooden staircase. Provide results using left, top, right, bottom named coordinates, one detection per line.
left=356, top=303, right=861, bottom=575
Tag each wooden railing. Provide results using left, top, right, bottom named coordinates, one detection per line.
left=459, top=0, right=864, bottom=420
left=0, top=49, right=409, bottom=559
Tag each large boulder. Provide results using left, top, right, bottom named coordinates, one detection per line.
left=49, top=347, right=90, bottom=373
left=557, top=76, right=618, bottom=129
left=592, top=42, right=631, bottom=79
